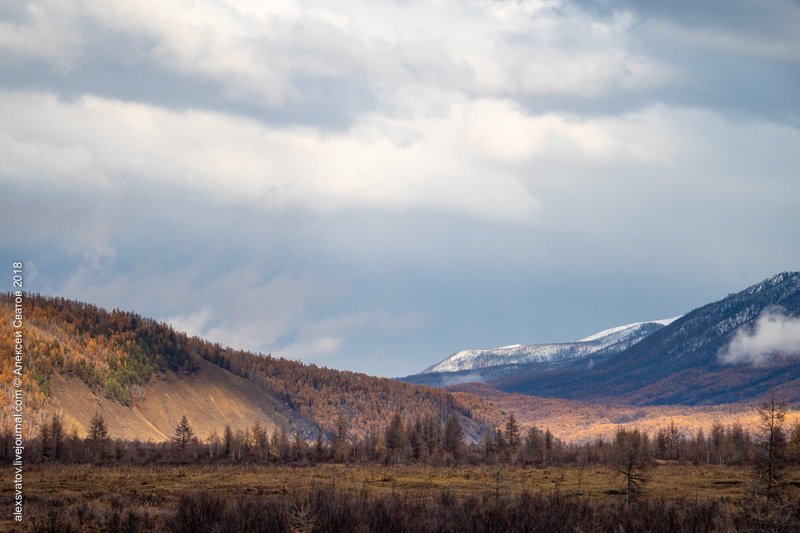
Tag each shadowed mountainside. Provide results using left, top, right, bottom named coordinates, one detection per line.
left=495, top=272, right=800, bottom=404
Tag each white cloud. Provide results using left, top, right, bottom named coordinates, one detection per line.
left=0, top=90, right=544, bottom=222
left=2, top=0, right=668, bottom=111
left=0, top=0, right=83, bottom=69
left=719, top=308, right=800, bottom=366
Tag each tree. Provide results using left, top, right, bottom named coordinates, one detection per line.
left=443, top=414, right=464, bottom=463
left=333, top=413, right=350, bottom=462
left=88, top=412, right=109, bottom=441
left=271, top=426, right=289, bottom=461
left=39, top=422, right=52, bottom=461
left=50, top=414, right=65, bottom=461
left=504, top=414, right=521, bottom=462
left=523, top=426, right=544, bottom=465
left=252, top=422, right=269, bottom=461
left=385, top=413, right=407, bottom=464
left=223, top=425, right=234, bottom=459
left=172, top=415, right=195, bottom=450
left=314, top=431, right=327, bottom=462
left=755, top=392, right=787, bottom=501
left=87, top=412, right=109, bottom=460
left=611, top=429, right=651, bottom=505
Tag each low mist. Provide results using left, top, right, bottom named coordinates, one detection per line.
left=718, top=307, right=800, bottom=366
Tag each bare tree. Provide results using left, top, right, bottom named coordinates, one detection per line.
left=611, top=428, right=651, bottom=505
left=755, top=391, right=787, bottom=501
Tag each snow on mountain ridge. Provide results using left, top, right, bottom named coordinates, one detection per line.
left=423, top=317, right=679, bottom=374
left=578, top=316, right=681, bottom=342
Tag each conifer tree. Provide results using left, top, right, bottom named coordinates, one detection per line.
left=172, top=415, right=195, bottom=450
left=88, top=412, right=109, bottom=442
left=50, top=414, right=65, bottom=461
left=444, top=414, right=464, bottom=462
left=755, top=392, right=787, bottom=501
left=223, top=424, right=234, bottom=459
left=505, top=414, right=521, bottom=452
left=87, top=412, right=109, bottom=460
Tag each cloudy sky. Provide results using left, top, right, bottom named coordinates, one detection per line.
left=2, top=0, right=799, bottom=377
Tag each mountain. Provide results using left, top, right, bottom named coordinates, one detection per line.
left=0, top=294, right=486, bottom=442
left=422, top=318, right=678, bottom=374
left=495, top=272, right=800, bottom=405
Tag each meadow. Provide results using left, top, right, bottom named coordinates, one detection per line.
left=4, top=463, right=800, bottom=531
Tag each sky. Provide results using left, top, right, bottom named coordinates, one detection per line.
left=1, top=0, right=799, bottom=377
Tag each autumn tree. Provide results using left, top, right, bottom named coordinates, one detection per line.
left=314, top=431, right=327, bottom=461
left=385, top=413, right=407, bottom=464
left=39, top=421, right=52, bottom=461
left=755, top=392, right=787, bottom=501
left=172, top=415, right=195, bottom=450
left=252, top=422, right=269, bottom=461
left=87, top=412, right=109, bottom=460
left=523, top=426, right=544, bottom=465
left=504, top=414, right=521, bottom=462
left=271, top=426, right=289, bottom=461
left=333, top=413, right=350, bottom=462
left=611, top=428, right=651, bottom=505
left=48, top=414, right=65, bottom=461
left=444, top=413, right=464, bottom=463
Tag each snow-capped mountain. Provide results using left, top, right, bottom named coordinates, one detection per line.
left=422, top=317, right=680, bottom=374
left=495, top=271, right=800, bottom=405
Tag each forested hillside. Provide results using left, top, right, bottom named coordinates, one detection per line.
left=0, top=294, right=485, bottom=440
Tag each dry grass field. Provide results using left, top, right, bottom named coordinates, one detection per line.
left=4, top=463, right=800, bottom=531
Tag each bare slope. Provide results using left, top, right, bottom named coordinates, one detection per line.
left=50, top=358, right=316, bottom=441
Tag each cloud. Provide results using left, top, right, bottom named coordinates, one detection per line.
left=718, top=308, right=800, bottom=366
left=439, top=372, right=486, bottom=387
left=3, top=0, right=800, bottom=378
left=0, top=90, right=545, bottom=222
left=0, top=0, right=83, bottom=69
left=0, top=0, right=670, bottom=116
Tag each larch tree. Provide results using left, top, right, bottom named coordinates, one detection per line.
left=755, top=391, right=788, bottom=501
left=444, top=413, right=464, bottom=463
left=87, top=412, right=109, bottom=460
left=172, top=415, right=195, bottom=450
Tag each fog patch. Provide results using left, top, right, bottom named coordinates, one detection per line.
left=718, top=307, right=800, bottom=366
left=439, top=372, right=486, bottom=387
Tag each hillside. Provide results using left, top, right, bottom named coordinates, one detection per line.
left=495, top=272, right=800, bottom=404
left=48, top=359, right=315, bottom=441
left=0, top=294, right=485, bottom=442
left=447, top=383, right=800, bottom=443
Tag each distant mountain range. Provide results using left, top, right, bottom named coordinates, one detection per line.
left=405, top=272, right=800, bottom=405
left=422, top=317, right=680, bottom=374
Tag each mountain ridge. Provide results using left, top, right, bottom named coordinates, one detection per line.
left=496, top=271, right=800, bottom=404
left=406, top=272, right=800, bottom=406
left=422, top=317, right=680, bottom=374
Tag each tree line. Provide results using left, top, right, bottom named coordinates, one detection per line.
left=6, top=394, right=799, bottom=471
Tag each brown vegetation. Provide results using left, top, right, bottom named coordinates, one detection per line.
left=449, top=382, right=800, bottom=443
left=5, top=464, right=800, bottom=532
